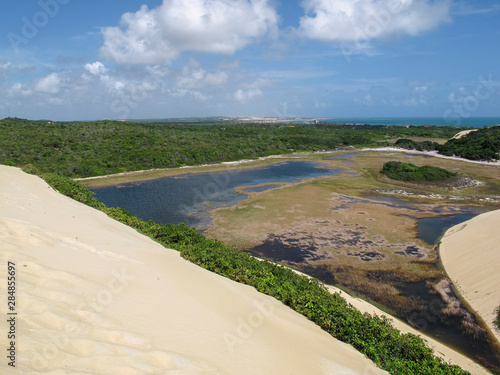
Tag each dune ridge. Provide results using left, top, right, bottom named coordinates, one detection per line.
left=0, top=165, right=387, bottom=374
left=440, top=209, right=500, bottom=346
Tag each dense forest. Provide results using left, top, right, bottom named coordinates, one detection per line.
left=439, top=126, right=500, bottom=161
left=381, top=161, right=456, bottom=181
left=395, top=126, right=500, bottom=161
left=0, top=117, right=461, bottom=178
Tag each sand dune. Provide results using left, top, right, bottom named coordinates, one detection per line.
left=440, top=209, right=500, bottom=346
left=0, top=165, right=387, bottom=374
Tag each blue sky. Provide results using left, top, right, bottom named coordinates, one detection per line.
left=1, top=0, right=499, bottom=121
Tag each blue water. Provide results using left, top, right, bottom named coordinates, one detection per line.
left=321, top=117, right=500, bottom=128
left=325, top=153, right=362, bottom=160
left=91, top=161, right=342, bottom=228
left=417, top=214, right=479, bottom=245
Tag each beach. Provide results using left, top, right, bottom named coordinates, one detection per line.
left=440, top=209, right=500, bottom=345
left=0, top=165, right=388, bottom=374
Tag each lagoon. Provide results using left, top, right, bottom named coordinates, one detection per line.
left=90, top=161, right=342, bottom=228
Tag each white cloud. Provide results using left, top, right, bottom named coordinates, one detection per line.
left=10, top=83, right=32, bottom=96
left=234, top=88, right=262, bottom=103
left=0, top=61, right=11, bottom=70
left=84, top=61, right=108, bottom=76
left=298, top=0, right=452, bottom=43
left=205, top=71, right=228, bottom=86
left=35, top=73, right=62, bottom=94
left=171, top=89, right=210, bottom=102
left=176, top=59, right=229, bottom=89
left=100, top=0, right=279, bottom=64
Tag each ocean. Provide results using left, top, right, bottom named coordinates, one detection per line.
left=321, top=117, right=500, bottom=128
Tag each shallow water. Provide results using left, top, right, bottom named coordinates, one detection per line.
left=417, top=213, right=480, bottom=244
left=91, top=161, right=342, bottom=228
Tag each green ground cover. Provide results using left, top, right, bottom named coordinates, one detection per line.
left=380, top=161, right=456, bottom=182
left=495, top=306, right=500, bottom=330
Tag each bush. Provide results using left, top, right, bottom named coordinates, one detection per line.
left=395, top=138, right=440, bottom=151
left=381, top=161, right=456, bottom=182
left=495, top=305, right=500, bottom=331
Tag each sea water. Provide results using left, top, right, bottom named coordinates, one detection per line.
left=321, top=117, right=500, bottom=128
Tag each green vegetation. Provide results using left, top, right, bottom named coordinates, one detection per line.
left=381, top=161, right=456, bottom=182
left=394, top=138, right=441, bottom=151
left=439, top=126, right=500, bottom=161
left=495, top=305, right=500, bottom=331
left=395, top=126, right=500, bottom=161
left=23, top=165, right=471, bottom=374
left=0, top=117, right=459, bottom=178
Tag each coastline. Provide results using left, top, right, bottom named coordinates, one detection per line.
left=440, top=209, right=500, bottom=346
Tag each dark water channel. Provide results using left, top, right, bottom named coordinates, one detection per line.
left=90, top=158, right=499, bottom=370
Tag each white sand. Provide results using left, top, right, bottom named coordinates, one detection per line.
left=0, top=165, right=387, bottom=374
left=440, top=209, right=500, bottom=346
left=451, top=129, right=479, bottom=139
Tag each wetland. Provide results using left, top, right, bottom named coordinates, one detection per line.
left=87, top=150, right=500, bottom=369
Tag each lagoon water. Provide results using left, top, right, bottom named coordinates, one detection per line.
left=91, top=161, right=342, bottom=228
left=417, top=213, right=480, bottom=245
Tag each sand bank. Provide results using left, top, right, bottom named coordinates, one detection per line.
left=440, top=209, right=500, bottom=345
left=0, top=165, right=386, bottom=374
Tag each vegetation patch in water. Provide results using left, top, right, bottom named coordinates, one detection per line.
left=381, top=161, right=456, bottom=182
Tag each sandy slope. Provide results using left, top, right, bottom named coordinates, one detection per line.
left=440, top=209, right=500, bottom=346
left=0, top=165, right=387, bottom=374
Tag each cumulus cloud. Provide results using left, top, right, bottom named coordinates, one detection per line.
left=10, top=83, right=32, bottom=96
left=35, top=73, right=62, bottom=94
left=100, top=0, right=279, bottom=64
left=0, top=61, right=11, bottom=70
left=234, top=88, right=262, bottom=103
left=298, top=0, right=452, bottom=43
left=84, top=61, right=108, bottom=76
left=176, top=59, right=229, bottom=89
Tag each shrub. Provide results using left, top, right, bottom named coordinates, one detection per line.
left=381, top=161, right=456, bottom=182
left=495, top=305, right=500, bottom=331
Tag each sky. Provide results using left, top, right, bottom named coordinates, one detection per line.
left=1, top=0, right=499, bottom=121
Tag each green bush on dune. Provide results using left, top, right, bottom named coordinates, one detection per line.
left=495, top=305, right=500, bottom=331
left=23, top=165, right=470, bottom=375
